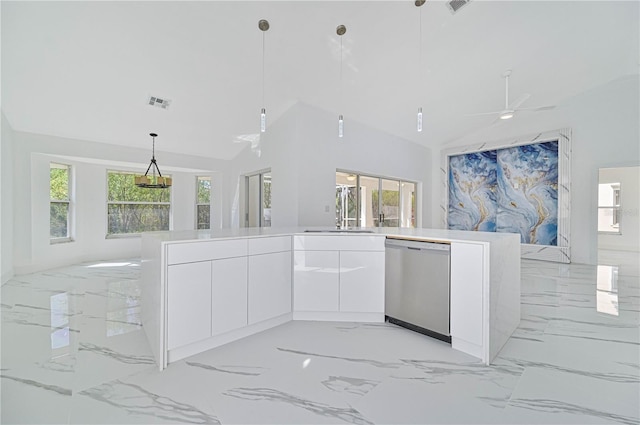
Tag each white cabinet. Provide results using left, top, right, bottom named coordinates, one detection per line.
left=450, top=243, right=484, bottom=347
left=339, top=251, right=385, bottom=313
left=167, top=262, right=212, bottom=350
left=212, top=257, right=248, bottom=336
left=248, top=251, right=292, bottom=324
left=293, top=235, right=385, bottom=316
left=294, top=250, right=340, bottom=312
left=167, top=239, right=247, bottom=265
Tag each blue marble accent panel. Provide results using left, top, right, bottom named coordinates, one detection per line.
left=448, top=151, right=498, bottom=231
left=496, top=141, right=558, bottom=245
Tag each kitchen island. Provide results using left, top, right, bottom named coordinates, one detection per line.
left=141, top=227, right=520, bottom=370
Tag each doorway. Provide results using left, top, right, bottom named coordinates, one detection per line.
left=596, top=166, right=639, bottom=317
left=245, top=170, right=271, bottom=227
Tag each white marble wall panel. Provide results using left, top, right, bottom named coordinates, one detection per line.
left=442, top=128, right=572, bottom=263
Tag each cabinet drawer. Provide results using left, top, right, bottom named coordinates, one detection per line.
left=294, top=235, right=385, bottom=251
left=167, top=239, right=248, bottom=265
left=248, top=236, right=292, bottom=256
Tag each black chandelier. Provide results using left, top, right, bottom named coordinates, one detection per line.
left=135, top=133, right=172, bottom=188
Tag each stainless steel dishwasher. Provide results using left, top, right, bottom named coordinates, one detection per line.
left=385, top=238, right=451, bottom=343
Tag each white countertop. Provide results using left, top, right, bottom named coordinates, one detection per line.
left=144, top=226, right=518, bottom=245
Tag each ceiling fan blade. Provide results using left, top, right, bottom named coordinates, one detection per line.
left=516, top=105, right=556, bottom=112
left=508, top=93, right=531, bottom=110
left=464, top=111, right=502, bottom=117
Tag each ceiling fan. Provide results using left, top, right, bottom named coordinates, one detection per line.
left=467, top=69, right=556, bottom=120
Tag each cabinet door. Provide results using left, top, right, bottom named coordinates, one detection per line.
left=248, top=251, right=292, bottom=324
left=339, top=251, right=385, bottom=313
left=167, top=262, right=212, bottom=350
left=212, top=257, right=248, bottom=336
left=293, top=251, right=339, bottom=312
left=450, top=243, right=483, bottom=346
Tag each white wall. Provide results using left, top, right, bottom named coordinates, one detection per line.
left=598, top=166, right=640, bottom=252
left=229, top=102, right=432, bottom=228
left=433, top=76, right=640, bottom=264
left=228, top=103, right=299, bottom=228
left=11, top=130, right=227, bottom=274
left=1, top=112, right=14, bottom=283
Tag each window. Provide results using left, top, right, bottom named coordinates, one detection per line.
left=598, top=183, right=621, bottom=234
left=107, top=171, right=171, bottom=236
left=245, top=170, right=271, bottom=227
left=336, top=171, right=417, bottom=229
left=196, top=176, right=211, bottom=230
left=50, top=163, right=72, bottom=242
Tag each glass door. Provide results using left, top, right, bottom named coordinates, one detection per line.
left=401, top=181, right=416, bottom=228
left=245, top=170, right=271, bottom=227
left=359, top=175, right=380, bottom=227
left=262, top=172, right=272, bottom=227
left=336, top=171, right=417, bottom=229
left=335, top=172, right=358, bottom=229
left=379, top=179, right=400, bottom=227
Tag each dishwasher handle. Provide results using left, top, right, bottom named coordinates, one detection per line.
left=385, top=238, right=450, bottom=252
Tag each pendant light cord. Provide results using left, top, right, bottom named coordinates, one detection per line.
left=340, top=35, right=343, bottom=112
left=419, top=7, right=422, bottom=76
left=262, top=30, right=266, bottom=109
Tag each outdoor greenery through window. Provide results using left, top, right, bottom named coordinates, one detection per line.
left=50, top=163, right=71, bottom=241
left=107, top=171, right=171, bottom=235
left=336, top=171, right=417, bottom=229
left=196, top=176, right=211, bottom=230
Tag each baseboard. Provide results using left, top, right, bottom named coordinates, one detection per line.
left=1, top=269, right=14, bottom=285
left=167, top=313, right=293, bottom=364
left=451, top=337, right=485, bottom=364
left=597, top=245, right=640, bottom=253
left=293, top=311, right=384, bottom=322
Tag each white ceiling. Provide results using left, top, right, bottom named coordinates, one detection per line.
left=2, top=1, right=638, bottom=160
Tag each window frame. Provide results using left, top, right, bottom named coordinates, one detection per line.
left=336, top=169, right=418, bottom=229
left=598, top=182, right=622, bottom=235
left=195, top=176, right=212, bottom=230
left=244, top=169, right=271, bottom=228
left=105, top=169, right=172, bottom=238
left=50, top=162, right=74, bottom=244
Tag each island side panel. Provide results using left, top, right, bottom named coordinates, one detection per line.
left=141, top=234, right=165, bottom=370
left=450, top=242, right=486, bottom=361
left=488, top=233, right=521, bottom=362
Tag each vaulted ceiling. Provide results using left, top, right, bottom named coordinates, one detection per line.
left=2, top=1, right=638, bottom=159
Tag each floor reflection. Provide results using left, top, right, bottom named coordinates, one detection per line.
left=596, top=265, right=619, bottom=316
left=106, top=281, right=142, bottom=337
left=50, top=292, right=70, bottom=352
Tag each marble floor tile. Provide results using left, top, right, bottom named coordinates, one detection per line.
left=504, top=367, right=639, bottom=425
left=2, top=252, right=639, bottom=424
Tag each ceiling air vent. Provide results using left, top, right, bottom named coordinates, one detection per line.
left=447, top=0, right=471, bottom=14
left=148, top=96, right=171, bottom=109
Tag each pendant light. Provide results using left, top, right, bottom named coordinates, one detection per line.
left=135, top=133, right=172, bottom=188
left=258, top=19, right=270, bottom=133
left=337, top=25, right=346, bottom=138
left=416, top=0, right=425, bottom=132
